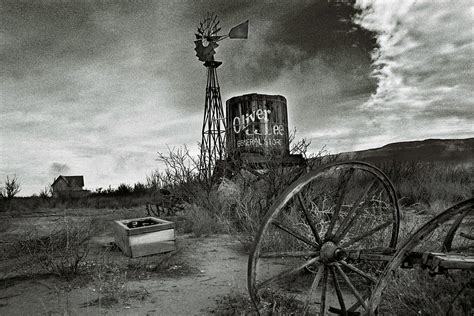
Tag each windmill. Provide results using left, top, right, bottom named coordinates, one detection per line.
left=194, top=13, right=248, bottom=180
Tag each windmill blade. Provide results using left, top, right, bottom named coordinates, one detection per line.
left=211, top=21, right=221, bottom=35
left=229, top=20, right=249, bottom=39
left=211, top=14, right=218, bottom=27
left=205, top=12, right=213, bottom=28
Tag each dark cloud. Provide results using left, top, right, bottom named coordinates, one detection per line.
left=220, top=2, right=376, bottom=92
left=267, top=2, right=375, bottom=54
left=49, top=162, right=70, bottom=176
left=1, top=2, right=118, bottom=77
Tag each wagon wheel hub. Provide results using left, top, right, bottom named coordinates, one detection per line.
left=320, top=241, right=347, bottom=264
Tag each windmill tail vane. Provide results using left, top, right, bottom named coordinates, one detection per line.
left=228, top=20, right=249, bottom=39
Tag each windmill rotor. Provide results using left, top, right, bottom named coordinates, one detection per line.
left=194, top=12, right=249, bottom=63
left=194, top=40, right=218, bottom=63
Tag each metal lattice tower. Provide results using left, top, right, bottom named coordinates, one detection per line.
left=194, top=13, right=248, bottom=179
left=200, top=61, right=225, bottom=179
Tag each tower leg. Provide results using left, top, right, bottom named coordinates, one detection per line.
left=200, top=62, right=226, bottom=180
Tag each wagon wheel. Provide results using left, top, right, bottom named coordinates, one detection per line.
left=146, top=202, right=159, bottom=217
left=368, top=198, right=474, bottom=315
left=443, top=201, right=474, bottom=253
left=248, top=161, right=400, bottom=315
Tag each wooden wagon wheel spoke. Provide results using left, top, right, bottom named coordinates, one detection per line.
left=443, top=208, right=474, bottom=252
left=320, top=267, right=329, bottom=316
left=334, top=179, right=377, bottom=243
left=259, top=250, right=319, bottom=258
left=330, top=265, right=348, bottom=316
left=297, top=193, right=323, bottom=245
left=443, top=211, right=467, bottom=252
left=257, top=256, right=321, bottom=289
left=339, top=260, right=377, bottom=283
left=460, top=232, right=474, bottom=240
left=271, top=220, right=319, bottom=248
left=448, top=245, right=473, bottom=252
left=325, top=168, right=355, bottom=240
left=302, top=264, right=325, bottom=315
left=335, top=263, right=368, bottom=310
left=340, top=220, right=394, bottom=249
left=348, top=293, right=371, bottom=312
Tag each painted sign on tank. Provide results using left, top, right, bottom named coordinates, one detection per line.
left=226, top=94, right=290, bottom=156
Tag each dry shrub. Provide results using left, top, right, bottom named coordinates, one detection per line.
left=149, top=136, right=316, bottom=241
left=18, top=216, right=93, bottom=280
left=80, top=249, right=150, bottom=308
left=381, top=269, right=473, bottom=315
left=183, top=205, right=222, bottom=237
left=210, top=289, right=301, bottom=315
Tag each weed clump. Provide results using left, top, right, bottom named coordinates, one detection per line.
left=18, top=216, right=93, bottom=280
left=381, top=269, right=473, bottom=315
left=210, top=290, right=302, bottom=315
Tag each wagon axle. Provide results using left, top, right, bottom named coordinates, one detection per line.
left=320, top=242, right=347, bottom=264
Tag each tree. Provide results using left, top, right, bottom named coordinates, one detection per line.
left=39, top=185, right=52, bottom=198
left=2, top=175, right=21, bottom=199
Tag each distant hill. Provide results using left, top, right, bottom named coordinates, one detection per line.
left=335, top=138, right=474, bottom=165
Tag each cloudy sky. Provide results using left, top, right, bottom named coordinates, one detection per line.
left=1, top=0, right=473, bottom=195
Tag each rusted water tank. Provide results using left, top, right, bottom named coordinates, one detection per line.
left=226, top=93, right=290, bottom=157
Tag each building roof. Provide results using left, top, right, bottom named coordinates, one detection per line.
left=52, top=175, right=84, bottom=188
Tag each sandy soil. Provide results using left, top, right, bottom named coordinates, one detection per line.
left=1, top=233, right=252, bottom=315
left=0, top=208, right=252, bottom=316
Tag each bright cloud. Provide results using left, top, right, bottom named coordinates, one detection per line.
left=355, top=0, right=474, bottom=116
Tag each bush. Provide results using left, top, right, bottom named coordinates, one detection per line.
left=132, top=182, right=148, bottom=195
left=148, top=137, right=321, bottom=245
left=182, top=205, right=222, bottom=237
left=80, top=249, right=150, bottom=308
left=116, top=183, right=133, bottom=196
left=1, top=175, right=21, bottom=199
left=18, top=216, right=93, bottom=280
left=1, top=175, right=21, bottom=211
left=381, top=269, right=472, bottom=315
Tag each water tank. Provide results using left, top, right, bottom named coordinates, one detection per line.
left=226, top=93, right=290, bottom=157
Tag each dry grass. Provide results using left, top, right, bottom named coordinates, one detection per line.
left=16, top=215, right=93, bottom=280
left=79, top=248, right=151, bottom=308
left=380, top=161, right=472, bottom=209
left=380, top=269, right=473, bottom=315
left=182, top=204, right=223, bottom=237
left=209, top=289, right=302, bottom=315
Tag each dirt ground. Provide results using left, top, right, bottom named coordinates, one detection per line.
left=0, top=208, right=256, bottom=315
left=2, top=236, right=252, bottom=315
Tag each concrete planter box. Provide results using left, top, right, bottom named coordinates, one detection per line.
left=113, top=217, right=176, bottom=258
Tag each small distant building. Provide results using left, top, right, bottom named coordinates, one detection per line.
left=51, top=175, right=88, bottom=198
